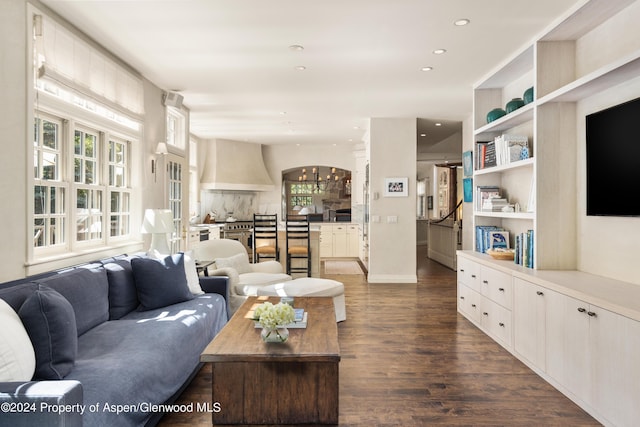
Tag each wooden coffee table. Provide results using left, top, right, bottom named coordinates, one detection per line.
left=201, top=296, right=340, bottom=425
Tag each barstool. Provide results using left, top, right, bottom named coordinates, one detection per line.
left=252, top=213, right=278, bottom=263
left=286, top=214, right=311, bottom=276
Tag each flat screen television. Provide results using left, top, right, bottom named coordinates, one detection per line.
left=586, top=96, right=640, bottom=217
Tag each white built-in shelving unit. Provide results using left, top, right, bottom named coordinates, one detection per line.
left=461, top=1, right=640, bottom=426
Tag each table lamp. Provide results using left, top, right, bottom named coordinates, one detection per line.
left=140, top=209, right=173, bottom=255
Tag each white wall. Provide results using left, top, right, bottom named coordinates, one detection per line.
left=461, top=115, right=474, bottom=250
left=368, top=118, right=417, bottom=283
left=0, top=0, right=28, bottom=281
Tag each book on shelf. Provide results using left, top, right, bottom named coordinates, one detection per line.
left=475, top=141, right=494, bottom=170
left=494, top=134, right=530, bottom=166
left=476, top=186, right=501, bottom=211
left=475, top=225, right=505, bottom=253
left=514, top=230, right=534, bottom=268
left=254, top=308, right=308, bottom=329
left=482, top=197, right=508, bottom=211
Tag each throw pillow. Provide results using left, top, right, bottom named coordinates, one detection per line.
left=0, top=299, right=36, bottom=381
left=35, top=266, right=109, bottom=336
left=18, top=285, right=78, bottom=380
left=131, top=254, right=195, bottom=311
left=215, top=252, right=252, bottom=274
left=104, top=258, right=140, bottom=319
left=183, top=251, right=204, bottom=295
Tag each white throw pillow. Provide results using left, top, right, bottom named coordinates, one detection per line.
left=183, top=251, right=204, bottom=295
left=0, top=299, right=36, bottom=381
left=215, top=253, right=252, bottom=274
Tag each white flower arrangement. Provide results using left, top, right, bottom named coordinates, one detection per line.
left=254, top=301, right=295, bottom=330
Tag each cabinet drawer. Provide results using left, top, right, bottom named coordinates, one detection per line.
left=481, top=298, right=512, bottom=348
left=457, top=257, right=481, bottom=292
left=458, top=283, right=482, bottom=325
left=481, top=266, right=512, bottom=309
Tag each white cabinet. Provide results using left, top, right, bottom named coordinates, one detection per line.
left=545, top=291, right=640, bottom=427
left=457, top=256, right=513, bottom=349
left=332, top=225, right=348, bottom=257
left=458, top=250, right=640, bottom=426
left=319, top=224, right=359, bottom=258
left=347, top=224, right=359, bottom=257
left=513, top=278, right=547, bottom=371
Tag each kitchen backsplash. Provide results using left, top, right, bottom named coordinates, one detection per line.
left=200, top=190, right=259, bottom=221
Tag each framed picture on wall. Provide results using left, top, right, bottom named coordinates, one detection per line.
left=463, top=178, right=473, bottom=202
left=463, top=151, right=473, bottom=177
left=384, top=177, right=408, bottom=197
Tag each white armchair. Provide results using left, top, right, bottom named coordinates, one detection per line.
left=193, top=239, right=291, bottom=313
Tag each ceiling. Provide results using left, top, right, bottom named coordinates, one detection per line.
left=40, top=0, right=579, bottom=149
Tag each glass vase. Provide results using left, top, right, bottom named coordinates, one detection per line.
left=261, top=326, right=289, bottom=343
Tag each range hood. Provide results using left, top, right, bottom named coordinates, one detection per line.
left=200, top=139, right=274, bottom=192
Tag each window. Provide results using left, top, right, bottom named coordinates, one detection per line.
left=167, top=159, right=183, bottom=253
left=166, top=107, right=186, bottom=150
left=33, top=116, right=66, bottom=248
left=32, top=112, right=133, bottom=255
left=289, top=183, right=316, bottom=208
left=108, top=139, right=131, bottom=238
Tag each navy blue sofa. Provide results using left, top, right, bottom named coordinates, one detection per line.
left=0, top=254, right=229, bottom=427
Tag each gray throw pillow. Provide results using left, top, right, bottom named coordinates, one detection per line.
left=18, top=285, right=78, bottom=380
left=131, top=254, right=194, bottom=311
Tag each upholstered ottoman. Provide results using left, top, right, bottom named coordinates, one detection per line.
left=256, top=278, right=346, bottom=322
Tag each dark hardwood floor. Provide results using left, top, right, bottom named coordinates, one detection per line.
left=158, top=246, right=601, bottom=426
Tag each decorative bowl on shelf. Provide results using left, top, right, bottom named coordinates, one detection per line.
left=505, top=97, right=525, bottom=113
left=486, top=108, right=506, bottom=123
left=486, top=249, right=515, bottom=260
left=523, top=86, right=534, bottom=104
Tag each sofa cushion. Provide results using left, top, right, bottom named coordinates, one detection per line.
left=18, top=285, right=78, bottom=380
left=35, top=266, right=110, bottom=336
left=215, top=252, right=252, bottom=274
left=131, top=254, right=194, bottom=311
left=0, top=299, right=36, bottom=381
left=103, top=258, right=140, bottom=319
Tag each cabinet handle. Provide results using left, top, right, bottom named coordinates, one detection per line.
left=471, top=304, right=476, bottom=308
left=499, top=322, right=505, bottom=327
left=460, top=269, right=465, bottom=272
left=498, top=287, right=505, bottom=292
left=536, top=291, right=544, bottom=296
left=577, top=307, right=587, bottom=313
left=471, top=274, right=477, bottom=278
left=587, top=311, right=597, bottom=318
left=483, top=312, right=489, bottom=316
left=460, top=296, right=465, bottom=300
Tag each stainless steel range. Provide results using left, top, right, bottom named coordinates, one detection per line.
left=221, top=221, right=253, bottom=255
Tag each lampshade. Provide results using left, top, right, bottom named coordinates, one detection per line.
left=140, top=209, right=173, bottom=256
left=140, top=209, right=173, bottom=233
left=292, top=205, right=303, bottom=211
left=155, top=142, right=168, bottom=155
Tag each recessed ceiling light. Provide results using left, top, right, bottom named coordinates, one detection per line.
left=433, top=49, right=447, bottom=55
left=421, top=66, right=433, bottom=72
left=289, top=44, right=304, bottom=51
left=420, top=133, right=427, bottom=137
left=454, top=19, right=470, bottom=26
left=435, top=122, right=442, bottom=127
left=294, top=65, right=306, bottom=71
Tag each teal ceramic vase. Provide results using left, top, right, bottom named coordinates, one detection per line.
left=505, top=97, right=525, bottom=113
left=523, top=87, right=534, bottom=104
left=486, top=108, right=506, bottom=123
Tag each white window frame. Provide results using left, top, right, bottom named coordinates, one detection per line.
left=166, top=107, right=186, bottom=150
